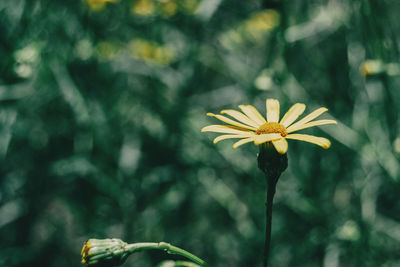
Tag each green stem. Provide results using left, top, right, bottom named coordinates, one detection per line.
left=124, top=242, right=209, bottom=266
left=257, top=143, right=287, bottom=267
left=264, top=176, right=278, bottom=267
left=172, top=261, right=202, bottom=267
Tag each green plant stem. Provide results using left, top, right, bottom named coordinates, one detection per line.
left=124, top=242, right=208, bottom=266
left=264, top=175, right=278, bottom=267
left=175, top=261, right=202, bottom=267
left=257, top=144, right=287, bottom=267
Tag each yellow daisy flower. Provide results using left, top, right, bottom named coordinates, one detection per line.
left=201, top=99, right=337, bottom=154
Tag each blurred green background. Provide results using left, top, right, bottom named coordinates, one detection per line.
left=1, top=0, right=400, bottom=266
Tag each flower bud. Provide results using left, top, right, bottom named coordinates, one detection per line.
left=257, top=143, right=288, bottom=180
left=81, top=238, right=129, bottom=266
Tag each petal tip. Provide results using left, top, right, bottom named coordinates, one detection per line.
left=274, top=146, right=287, bottom=154
left=323, top=140, right=331, bottom=149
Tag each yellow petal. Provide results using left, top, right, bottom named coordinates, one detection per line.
left=238, top=105, right=267, bottom=125
left=232, top=137, right=254, bottom=149
left=201, top=125, right=253, bottom=134
left=286, top=134, right=331, bottom=148
left=286, top=119, right=337, bottom=133
left=272, top=138, right=288, bottom=154
left=286, top=107, right=328, bottom=132
left=213, top=134, right=254, bottom=144
left=207, top=113, right=257, bottom=131
left=221, top=109, right=261, bottom=128
left=280, top=103, right=306, bottom=127
left=266, top=99, right=280, bottom=123
left=254, top=133, right=282, bottom=145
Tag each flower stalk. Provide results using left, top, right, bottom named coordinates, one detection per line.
left=158, top=260, right=202, bottom=267
left=125, top=242, right=208, bottom=266
left=258, top=144, right=288, bottom=267
left=81, top=239, right=208, bottom=267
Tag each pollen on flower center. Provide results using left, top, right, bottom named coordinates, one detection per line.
left=256, top=122, right=288, bottom=137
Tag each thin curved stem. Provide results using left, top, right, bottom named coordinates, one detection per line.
left=171, top=261, right=202, bottom=267
left=125, top=242, right=208, bottom=266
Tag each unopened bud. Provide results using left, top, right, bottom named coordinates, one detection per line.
left=81, top=238, right=129, bottom=266
left=257, top=143, right=288, bottom=181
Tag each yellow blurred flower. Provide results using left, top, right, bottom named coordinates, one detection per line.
left=159, top=0, right=178, bottom=17
left=219, top=9, right=280, bottom=49
left=202, top=99, right=337, bottom=154
left=180, top=0, right=199, bottom=14
left=85, top=0, right=117, bottom=11
left=95, top=41, right=121, bottom=60
left=360, top=60, right=400, bottom=76
left=245, top=10, right=280, bottom=32
left=129, top=39, right=174, bottom=64
left=132, top=0, right=155, bottom=16
left=360, top=60, right=384, bottom=76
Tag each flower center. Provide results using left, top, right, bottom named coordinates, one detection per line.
left=256, top=122, right=287, bottom=137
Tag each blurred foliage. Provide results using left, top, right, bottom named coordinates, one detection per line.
left=1, top=0, right=400, bottom=266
